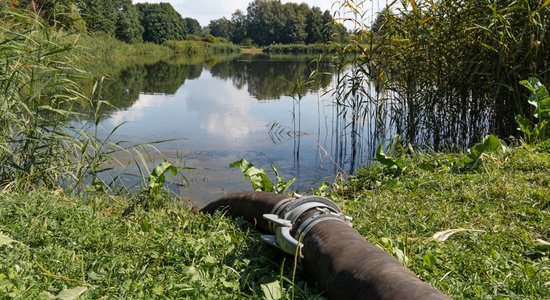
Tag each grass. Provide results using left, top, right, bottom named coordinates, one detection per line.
left=0, top=192, right=323, bottom=299
left=263, top=44, right=337, bottom=54
left=164, top=40, right=241, bottom=56
left=335, top=146, right=549, bottom=299
left=1, top=5, right=548, bottom=299
left=74, top=34, right=173, bottom=77
left=1, top=146, right=548, bottom=299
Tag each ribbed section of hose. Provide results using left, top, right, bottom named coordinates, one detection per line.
left=201, top=192, right=450, bottom=300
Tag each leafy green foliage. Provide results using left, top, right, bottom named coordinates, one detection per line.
left=124, top=160, right=184, bottom=211
left=463, top=134, right=505, bottom=170
left=230, top=159, right=275, bottom=192
left=521, top=77, right=550, bottom=122
left=76, top=0, right=116, bottom=34
left=230, top=159, right=295, bottom=193
left=137, top=2, right=187, bottom=44
left=271, top=164, right=296, bottom=194
left=207, top=17, right=233, bottom=40
left=206, top=0, right=343, bottom=46
left=113, top=0, right=144, bottom=43
left=312, top=181, right=331, bottom=197
left=516, top=77, right=550, bottom=144
left=375, top=144, right=406, bottom=176
left=183, top=17, right=202, bottom=35
left=146, top=161, right=178, bottom=196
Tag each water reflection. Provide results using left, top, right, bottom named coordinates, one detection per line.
left=97, top=54, right=514, bottom=205
left=209, top=54, right=334, bottom=100
left=102, top=62, right=203, bottom=113
left=184, top=75, right=265, bottom=141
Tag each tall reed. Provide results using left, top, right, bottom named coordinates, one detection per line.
left=0, top=8, right=160, bottom=193
left=332, top=0, right=550, bottom=149
left=0, top=9, right=85, bottom=190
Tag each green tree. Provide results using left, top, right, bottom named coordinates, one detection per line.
left=281, top=3, right=307, bottom=44
left=184, top=17, right=201, bottom=35
left=137, top=2, right=187, bottom=44
left=114, top=0, right=143, bottom=43
left=246, top=0, right=294, bottom=45
left=230, top=9, right=247, bottom=44
left=76, top=0, right=117, bottom=34
left=207, top=17, right=232, bottom=39
left=76, top=0, right=142, bottom=43
left=305, top=6, right=323, bottom=43
left=243, top=0, right=339, bottom=45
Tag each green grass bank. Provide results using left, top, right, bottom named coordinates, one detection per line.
left=75, top=34, right=241, bottom=77
left=263, top=44, right=337, bottom=54
left=1, top=146, right=548, bottom=299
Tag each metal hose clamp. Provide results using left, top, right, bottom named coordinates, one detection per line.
left=261, top=195, right=352, bottom=258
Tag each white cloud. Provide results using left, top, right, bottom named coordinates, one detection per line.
left=132, top=0, right=386, bottom=27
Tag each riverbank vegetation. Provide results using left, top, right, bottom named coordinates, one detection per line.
left=332, top=0, right=550, bottom=147
left=263, top=43, right=337, bottom=54
left=1, top=144, right=548, bottom=298
left=75, top=34, right=239, bottom=78
left=165, top=40, right=241, bottom=56
left=1, top=1, right=549, bottom=299
left=4, top=0, right=346, bottom=51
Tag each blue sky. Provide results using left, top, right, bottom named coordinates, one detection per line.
left=132, top=0, right=386, bottom=28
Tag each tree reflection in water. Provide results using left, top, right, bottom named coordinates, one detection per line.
left=96, top=54, right=514, bottom=199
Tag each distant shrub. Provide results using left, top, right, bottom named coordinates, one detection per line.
left=263, top=43, right=337, bottom=54
left=164, top=40, right=240, bottom=55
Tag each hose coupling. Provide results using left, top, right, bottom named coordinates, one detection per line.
left=261, top=195, right=352, bottom=257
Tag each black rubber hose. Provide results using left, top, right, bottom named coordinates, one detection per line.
left=200, top=192, right=288, bottom=232
left=201, top=192, right=450, bottom=300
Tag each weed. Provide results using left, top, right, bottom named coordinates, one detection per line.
left=516, top=77, right=550, bottom=144
left=230, top=159, right=296, bottom=193
left=375, top=144, right=406, bottom=176
left=462, top=134, right=506, bottom=170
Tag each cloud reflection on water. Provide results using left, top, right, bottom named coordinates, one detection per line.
left=109, top=93, right=168, bottom=125
left=183, top=75, right=265, bottom=141
left=108, top=73, right=266, bottom=144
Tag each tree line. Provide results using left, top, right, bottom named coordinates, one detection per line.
left=10, top=0, right=202, bottom=44
left=7, top=0, right=345, bottom=46
left=206, top=0, right=347, bottom=46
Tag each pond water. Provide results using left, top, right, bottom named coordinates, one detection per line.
left=97, top=53, right=496, bottom=206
